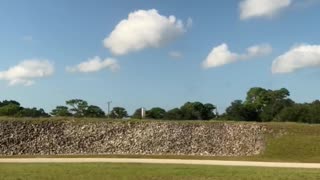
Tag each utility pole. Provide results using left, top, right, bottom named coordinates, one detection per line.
left=107, top=101, right=112, bottom=119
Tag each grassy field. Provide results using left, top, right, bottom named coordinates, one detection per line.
left=255, top=123, right=320, bottom=163
left=0, top=163, right=319, bottom=180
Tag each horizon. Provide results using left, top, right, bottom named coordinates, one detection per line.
left=1, top=0, right=320, bottom=114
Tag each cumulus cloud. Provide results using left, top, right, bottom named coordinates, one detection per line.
left=104, top=9, right=189, bottom=56
left=0, top=60, right=54, bottom=86
left=240, top=0, right=292, bottom=20
left=272, top=44, right=320, bottom=74
left=169, top=51, right=183, bottom=59
left=202, top=43, right=272, bottom=69
left=66, top=56, right=119, bottom=73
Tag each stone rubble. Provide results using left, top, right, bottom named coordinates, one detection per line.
left=0, top=120, right=267, bottom=156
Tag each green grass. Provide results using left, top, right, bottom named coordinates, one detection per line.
left=0, top=163, right=319, bottom=180
left=255, top=123, right=320, bottom=162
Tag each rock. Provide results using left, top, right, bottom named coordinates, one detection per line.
left=0, top=120, right=267, bottom=156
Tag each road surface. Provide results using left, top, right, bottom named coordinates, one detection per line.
left=0, top=158, right=320, bottom=169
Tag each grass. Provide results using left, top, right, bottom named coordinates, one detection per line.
left=0, top=163, right=319, bottom=180
left=255, top=122, right=320, bottom=162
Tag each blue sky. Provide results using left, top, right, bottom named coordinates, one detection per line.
left=1, top=0, right=320, bottom=114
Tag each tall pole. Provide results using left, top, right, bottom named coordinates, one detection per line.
left=107, top=101, right=112, bottom=119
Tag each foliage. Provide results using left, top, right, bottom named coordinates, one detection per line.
left=132, top=108, right=143, bottom=119
left=0, top=100, right=49, bottom=118
left=51, top=106, right=72, bottom=117
left=66, top=99, right=89, bottom=117
left=16, top=108, right=50, bottom=118
left=0, top=103, right=22, bottom=116
left=84, top=105, right=105, bottom=118
left=224, top=87, right=299, bottom=122
left=180, top=102, right=216, bottom=120
left=109, top=107, right=128, bottom=119
left=1, top=86, right=320, bottom=123
left=164, top=108, right=183, bottom=120
left=146, top=107, right=166, bottom=119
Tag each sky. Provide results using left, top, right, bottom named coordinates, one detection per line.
left=1, top=0, right=320, bottom=114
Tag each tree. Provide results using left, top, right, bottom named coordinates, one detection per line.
left=17, top=108, right=50, bottom=118
left=0, top=103, right=21, bottom=116
left=203, top=103, right=217, bottom=120
left=259, top=98, right=294, bottom=122
left=180, top=102, right=216, bottom=120
left=84, top=105, right=105, bottom=118
left=245, top=87, right=269, bottom=112
left=275, top=104, right=310, bottom=123
left=224, top=100, right=259, bottom=121
left=66, top=99, right=88, bottom=117
left=242, top=87, right=292, bottom=122
left=146, top=107, right=166, bottom=119
left=0, top=100, right=20, bottom=107
left=51, top=106, right=72, bottom=117
left=132, top=108, right=143, bottom=119
left=165, top=108, right=183, bottom=120
left=109, top=107, right=128, bottom=119
left=180, top=102, right=201, bottom=120
left=275, top=101, right=320, bottom=124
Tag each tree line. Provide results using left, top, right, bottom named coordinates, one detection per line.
left=0, top=87, right=320, bottom=124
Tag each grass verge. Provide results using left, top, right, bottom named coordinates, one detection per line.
left=0, top=163, right=319, bottom=180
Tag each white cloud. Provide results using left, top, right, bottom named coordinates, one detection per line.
left=240, top=0, right=292, bottom=20
left=246, top=44, right=273, bottom=58
left=0, top=60, right=54, bottom=86
left=104, top=9, right=189, bottom=56
left=187, top=17, right=193, bottom=28
left=169, top=51, right=183, bottom=59
left=202, top=43, right=272, bottom=69
left=272, top=44, right=320, bottom=74
left=66, top=56, right=119, bottom=73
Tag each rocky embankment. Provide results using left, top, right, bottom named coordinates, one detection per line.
left=0, top=119, right=267, bottom=156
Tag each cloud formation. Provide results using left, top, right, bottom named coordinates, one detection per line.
left=169, top=51, right=183, bottom=59
left=66, top=56, right=119, bottom=73
left=240, top=0, right=292, bottom=20
left=0, top=60, right=54, bottom=86
left=272, top=44, right=320, bottom=74
left=104, top=9, right=188, bottom=56
left=202, top=44, right=272, bottom=69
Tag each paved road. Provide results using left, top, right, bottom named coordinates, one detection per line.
left=0, top=158, right=320, bottom=169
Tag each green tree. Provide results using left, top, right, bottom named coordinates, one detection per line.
left=164, top=108, right=183, bottom=120
left=180, top=102, right=216, bottom=120
left=109, top=107, right=128, bottom=119
left=51, top=106, right=72, bottom=117
left=17, top=108, right=50, bottom=118
left=203, top=103, right=217, bottom=120
left=0, top=103, right=21, bottom=116
left=66, top=99, right=88, bottom=117
left=259, top=98, right=294, bottom=122
left=0, top=100, right=20, bottom=107
left=84, top=105, right=105, bottom=118
left=225, top=100, right=259, bottom=121
left=132, top=108, right=143, bottom=119
left=243, top=87, right=291, bottom=122
left=275, top=104, right=310, bottom=123
left=146, top=107, right=166, bottom=119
